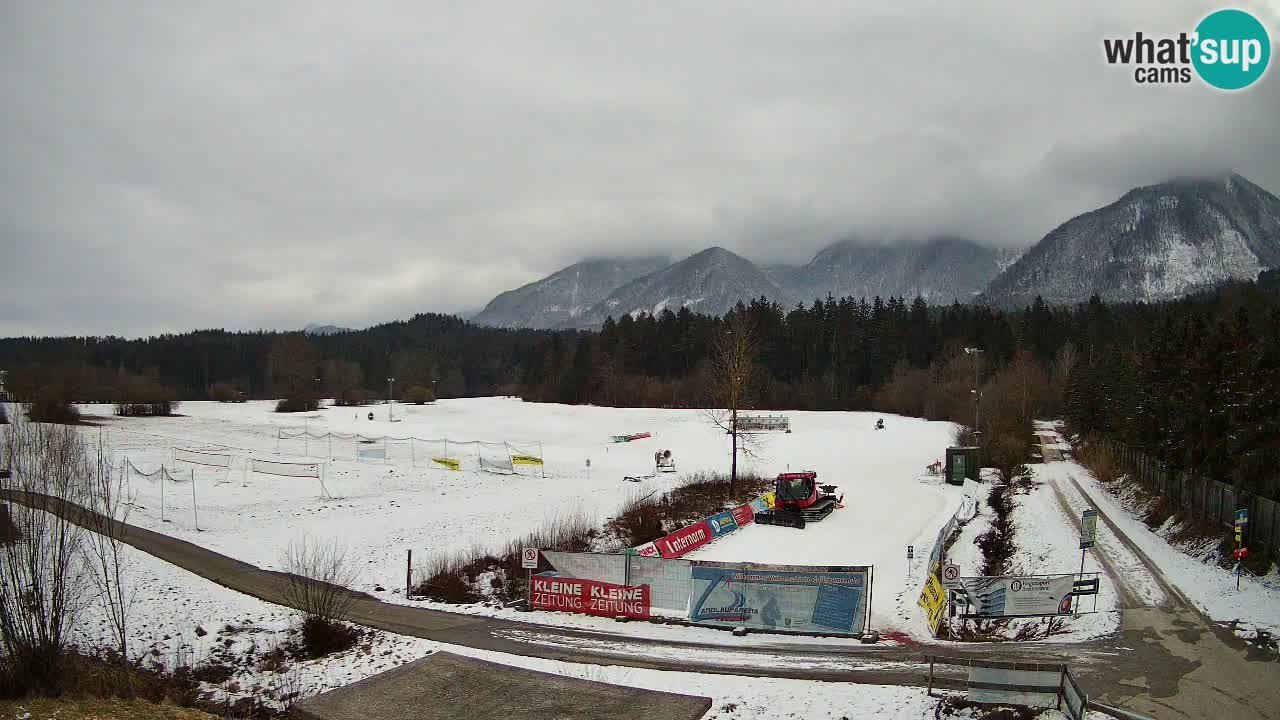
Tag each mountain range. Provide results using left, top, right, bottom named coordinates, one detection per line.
left=472, top=172, right=1280, bottom=329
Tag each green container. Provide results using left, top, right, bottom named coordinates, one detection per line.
left=945, top=446, right=979, bottom=485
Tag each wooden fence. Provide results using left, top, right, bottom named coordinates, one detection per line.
left=1099, top=438, right=1279, bottom=562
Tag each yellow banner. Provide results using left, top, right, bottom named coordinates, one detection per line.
left=432, top=457, right=461, bottom=471
left=917, top=572, right=947, bottom=635
left=510, top=455, right=543, bottom=465
left=762, top=491, right=776, bottom=509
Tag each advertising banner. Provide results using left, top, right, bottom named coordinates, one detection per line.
left=958, top=575, right=1076, bottom=618
left=432, top=457, right=461, bottom=470
left=918, top=572, right=947, bottom=635
left=656, top=520, right=712, bottom=558
left=531, top=576, right=650, bottom=619
left=175, top=448, right=232, bottom=468
left=749, top=496, right=769, bottom=514
left=730, top=504, right=754, bottom=527
left=689, top=562, right=871, bottom=634
left=358, top=446, right=387, bottom=460
left=510, top=455, right=543, bottom=465
left=633, top=541, right=660, bottom=558
left=707, top=511, right=738, bottom=537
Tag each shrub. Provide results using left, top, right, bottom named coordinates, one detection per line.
left=605, top=471, right=769, bottom=547
left=276, top=396, right=320, bottom=413
left=415, top=509, right=597, bottom=604
left=298, top=616, right=359, bottom=658
left=332, top=388, right=375, bottom=407
left=207, top=382, right=243, bottom=403
left=977, top=483, right=1017, bottom=576
left=402, top=385, right=434, bottom=405
left=1076, top=435, right=1118, bottom=484
left=27, top=385, right=80, bottom=424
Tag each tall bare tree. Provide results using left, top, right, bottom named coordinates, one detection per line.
left=706, top=311, right=760, bottom=494
left=0, top=414, right=90, bottom=695
left=82, top=430, right=136, bottom=691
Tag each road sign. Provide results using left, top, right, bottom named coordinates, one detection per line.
left=1234, top=547, right=1249, bottom=560
left=942, top=564, right=961, bottom=589
left=1235, top=508, right=1248, bottom=528
left=907, top=545, right=914, bottom=559
left=521, top=548, right=539, bottom=569
left=1080, top=509, right=1098, bottom=549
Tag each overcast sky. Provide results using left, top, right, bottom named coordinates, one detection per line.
left=3, top=1, right=1278, bottom=337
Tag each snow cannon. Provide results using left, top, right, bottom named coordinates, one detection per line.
left=754, top=471, right=843, bottom=529
left=655, top=449, right=676, bottom=473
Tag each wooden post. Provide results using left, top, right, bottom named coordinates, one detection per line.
left=160, top=467, right=166, bottom=522
left=927, top=656, right=934, bottom=696
left=191, top=469, right=200, bottom=531
left=406, top=549, right=413, bottom=598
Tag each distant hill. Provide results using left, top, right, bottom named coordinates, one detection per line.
left=568, top=247, right=785, bottom=327
left=471, top=257, right=668, bottom=329
left=303, top=323, right=353, bottom=335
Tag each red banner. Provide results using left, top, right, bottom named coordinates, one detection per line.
left=531, top=576, right=650, bottom=619
left=656, top=520, right=712, bottom=558
left=730, top=504, right=754, bottom=527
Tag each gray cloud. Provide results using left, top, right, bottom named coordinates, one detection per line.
left=4, top=0, right=1279, bottom=336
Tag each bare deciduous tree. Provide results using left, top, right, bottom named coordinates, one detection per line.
left=82, top=431, right=137, bottom=692
left=705, top=311, right=762, bottom=494
left=0, top=415, right=90, bottom=695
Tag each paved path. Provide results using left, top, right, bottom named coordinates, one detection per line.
left=6, top=476, right=1278, bottom=718
left=1034, top=433, right=1279, bottom=719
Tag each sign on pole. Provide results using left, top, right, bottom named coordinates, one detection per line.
left=907, top=545, right=914, bottom=559
left=1080, top=509, right=1098, bottom=549
left=942, top=564, right=961, bottom=589
left=522, top=547, right=539, bottom=611
left=521, top=548, right=539, bottom=569
left=1235, top=508, right=1248, bottom=529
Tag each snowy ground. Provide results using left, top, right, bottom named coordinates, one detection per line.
left=1036, top=422, right=1280, bottom=641
left=77, top=399, right=958, bottom=636
left=71, top=540, right=1100, bottom=719
left=910, top=468, right=1121, bottom=643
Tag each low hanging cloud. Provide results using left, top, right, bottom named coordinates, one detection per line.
left=3, top=1, right=1278, bottom=336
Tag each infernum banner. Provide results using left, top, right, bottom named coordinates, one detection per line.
left=656, top=520, right=712, bottom=558
left=531, top=576, right=650, bottom=619
left=689, top=562, right=871, bottom=635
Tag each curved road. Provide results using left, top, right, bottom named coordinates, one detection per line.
left=5, top=484, right=1276, bottom=718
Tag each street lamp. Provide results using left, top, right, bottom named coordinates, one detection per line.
left=964, top=347, right=984, bottom=445
left=386, top=377, right=395, bottom=421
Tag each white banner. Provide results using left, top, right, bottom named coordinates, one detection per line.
left=958, top=575, right=1076, bottom=618
left=175, top=448, right=232, bottom=468
left=251, top=459, right=322, bottom=479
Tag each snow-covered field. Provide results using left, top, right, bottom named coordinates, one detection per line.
left=81, top=399, right=958, bottom=635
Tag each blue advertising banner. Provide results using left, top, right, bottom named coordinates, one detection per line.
left=749, top=497, right=769, bottom=514
left=707, top=511, right=738, bottom=537
left=689, top=562, right=871, bottom=634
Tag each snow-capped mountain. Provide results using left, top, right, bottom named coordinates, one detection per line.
left=568, top=247, right=785, bottom=327
left=471, top=257, right=668, bottom=329
left=786, top=236, right=1009, bottom=305
left=981, top=173, right=1280, bottom=307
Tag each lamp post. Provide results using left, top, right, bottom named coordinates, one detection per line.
left=964, top=348, right=984, bottom=460
left=387, top=377, right=395, bottom=421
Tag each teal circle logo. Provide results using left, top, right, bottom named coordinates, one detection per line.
left=1192, top=9, right=1271, bottom=90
